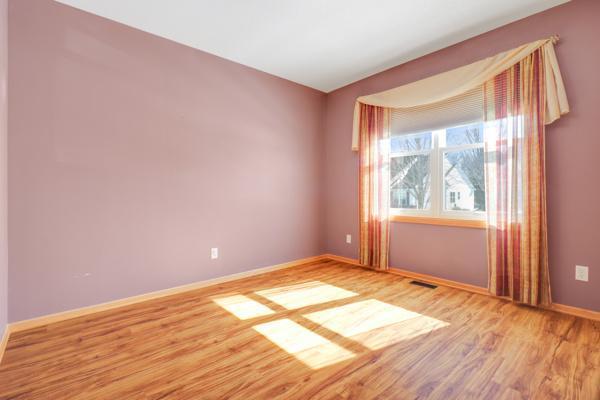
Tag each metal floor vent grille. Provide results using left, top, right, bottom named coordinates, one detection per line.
left=409, top=280, right=438, bottom=289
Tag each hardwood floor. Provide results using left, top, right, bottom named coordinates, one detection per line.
left=0, top=260, right=598, bottom=399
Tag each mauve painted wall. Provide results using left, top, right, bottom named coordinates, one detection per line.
left=7, top=0, right=599, bottom=322
left=0, top=0, right=8, bottom=333
left=8, top=0, right=325, bottom=321
left=324, top=0, right=600, bottom=311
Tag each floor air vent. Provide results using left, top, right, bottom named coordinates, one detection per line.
left=409, top=280, right=437, bottom=289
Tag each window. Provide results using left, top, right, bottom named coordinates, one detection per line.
left=390, top=121, right=485, bottom=220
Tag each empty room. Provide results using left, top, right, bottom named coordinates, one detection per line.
left=0, top=0, right=598, bottom=399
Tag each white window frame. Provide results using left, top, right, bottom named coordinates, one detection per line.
left=390, top=125, right=486, bottom=221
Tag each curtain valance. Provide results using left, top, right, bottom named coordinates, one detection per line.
left=351, top=36, right=569, bottom=150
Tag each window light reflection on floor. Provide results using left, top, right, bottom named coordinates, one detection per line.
left=253, top=319, right=355, bottom=369
left=211, top=294, right=275, bottom=320
left=304, top=299, right=449, bottom=350
left=255, top=281, right=358, bottom=310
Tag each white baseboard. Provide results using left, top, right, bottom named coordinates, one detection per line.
left=0, top=326, right=9, bottom=365
left=8, top=254, right=324, bottom=334
left=3, top=251, right=596, bottom=366
left=323, top=253, right=599, bottom=321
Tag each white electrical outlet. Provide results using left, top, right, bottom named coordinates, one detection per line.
left=346, top=234, right=352, bottom=244
left=211, top=247, right=219, bottom=260
left=575, top=265, right=588, bottom=282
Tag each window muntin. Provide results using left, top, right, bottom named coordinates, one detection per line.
left=390, top=121, right=485, bottom=220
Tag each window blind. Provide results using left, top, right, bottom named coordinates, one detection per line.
left=391, top=86, right=484, bottom=136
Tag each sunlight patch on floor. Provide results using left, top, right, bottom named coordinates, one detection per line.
left=253, top=319, right=355, bottom=369
left=255, top=281, right=358, bottom=310
left=211, top=294, right=275, bottom=320
left=304, top=299, right=449, bottom=350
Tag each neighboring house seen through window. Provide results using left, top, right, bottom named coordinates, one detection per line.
left=390, top=121, right=485, bottom=220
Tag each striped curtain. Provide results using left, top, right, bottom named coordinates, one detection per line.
left=483, top=48, right=551, bottom=306
left=358, top=104, right=391, bottom=270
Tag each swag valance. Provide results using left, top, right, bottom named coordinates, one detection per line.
left=351, top=36, right=569, bottom=150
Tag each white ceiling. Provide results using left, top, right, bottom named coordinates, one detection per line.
left=56, top=0, right=568, bottom=92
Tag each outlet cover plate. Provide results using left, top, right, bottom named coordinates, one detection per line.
left=575, top=265, right=588, bottom=282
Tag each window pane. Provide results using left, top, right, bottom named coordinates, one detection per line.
left=391, top=155, right=431, bottom=209
left=391, top=132, right=432, bottom=153
left=443, top=148, right=485, bottom=212
left=445, top=123, right=484, bottom=147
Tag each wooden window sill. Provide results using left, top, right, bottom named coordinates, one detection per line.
left=390, top=215, right=486, bottom=229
